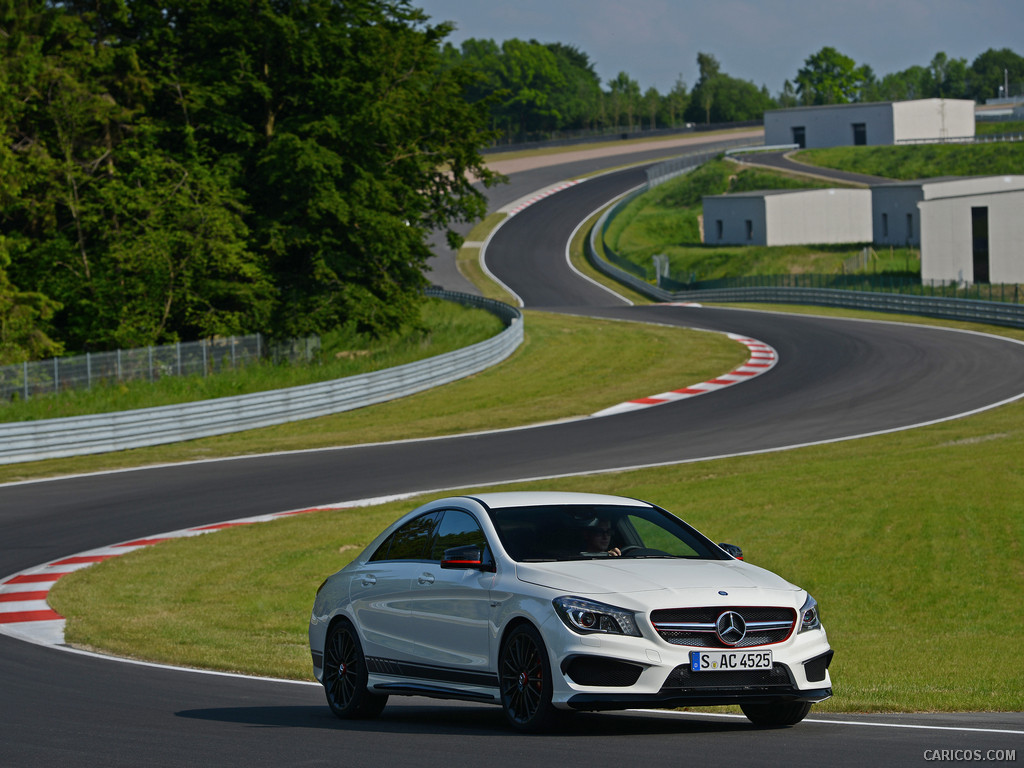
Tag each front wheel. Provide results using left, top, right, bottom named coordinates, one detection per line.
left=740, top=701, right=812, bottom=727
left=322, top=619, right=388, bottom=719
left=499, top=624, right=559, bottom=732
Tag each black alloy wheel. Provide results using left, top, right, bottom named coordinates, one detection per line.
left=322, top=620, right=388, bottom=719
left=740, top=701, right=812, bottom=727
left=499, top=624, right=559, bottom=732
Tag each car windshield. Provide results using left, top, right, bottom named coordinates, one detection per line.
left=484, top=504, right=728, bottom=563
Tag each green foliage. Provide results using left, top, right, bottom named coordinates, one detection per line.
left=795, top=46, right=871, bottom=105
left=0, top=0, right=497, bottom=352
left=796, top=144, right=1024, bottom=179
left=684, top=52, right=773, bottom=125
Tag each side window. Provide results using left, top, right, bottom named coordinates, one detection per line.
left=368, top=512, right=439, bottom=561
left=430, top=509, right=487, bottom=561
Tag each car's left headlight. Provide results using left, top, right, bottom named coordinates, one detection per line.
left=799, top=594, right=821, bottom=633
left=553, top=596, right=641, bottom=637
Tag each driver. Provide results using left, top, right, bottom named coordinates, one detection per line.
left=582, top=519, right=621, bottom=556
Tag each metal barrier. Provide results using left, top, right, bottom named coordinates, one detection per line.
left=587, top=215, right=1024, bottom=329
left=0, top=290, right=522, bottom=465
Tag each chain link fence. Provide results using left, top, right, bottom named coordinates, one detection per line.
left=0, top=334, right=326, bottom=403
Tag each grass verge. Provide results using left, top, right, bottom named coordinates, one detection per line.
left=0, top=311, right=746, bottom=484
left=795, top=142, right=1024, bottom=179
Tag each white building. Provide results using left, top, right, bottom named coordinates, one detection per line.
left=916, top=176, right=1024, bottom=284
left=764, top=99, right=975, bottom=149
left=702, top=188, right=873, bottom=247
left=872, top=176, right=1024, bottom=248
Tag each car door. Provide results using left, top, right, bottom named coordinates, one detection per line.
left=349, top=512, right=439, bottom=663
left=403, top=509, right=495, bottom=676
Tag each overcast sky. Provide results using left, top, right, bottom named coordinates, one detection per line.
left=414, top=0, right=1023, bottom=99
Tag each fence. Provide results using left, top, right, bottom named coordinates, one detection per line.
left=0, top=290, right=523, bottom=464
left=0, top=333, right=330, bottom=402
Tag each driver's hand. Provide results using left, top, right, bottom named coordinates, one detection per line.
left=608, top=547, right=621, bottom=557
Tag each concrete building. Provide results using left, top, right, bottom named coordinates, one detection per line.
left=872, top=176, right=1024, bottom=248
left=916, top=176, right=1024, bottom=284
left=702, top=188, right=873, bottom=247
left=764, top=99, right=975, bottom=149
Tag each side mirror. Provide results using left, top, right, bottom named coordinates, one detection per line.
left=441, top=545, right=495, bottom=572
left=718, top=542, right=744, bottom=560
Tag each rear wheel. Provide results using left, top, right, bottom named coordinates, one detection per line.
left=740, top=701, right=812, bottom=727
left=322, top=620, right=388, bottom=719
left=499, top=624, right=559, bottom=732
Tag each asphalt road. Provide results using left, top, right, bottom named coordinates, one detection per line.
left=2, top=138, right=1023, bottom=767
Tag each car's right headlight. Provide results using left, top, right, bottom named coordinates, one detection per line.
left=553, top=596, right=641, bottom=637
left=798, top=594, right=821, bottom=633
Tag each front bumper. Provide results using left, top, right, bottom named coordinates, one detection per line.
left=564, top=657, right=832, bottom=710
left=543, top=611, right=834, bottom=711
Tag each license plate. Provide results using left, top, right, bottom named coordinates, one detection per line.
left=690, top=650, right=773, bottom=672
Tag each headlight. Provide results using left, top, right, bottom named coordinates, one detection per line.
left=553, top=596, right=641, bottom=637
left=799, top=594, right=821, bottom=633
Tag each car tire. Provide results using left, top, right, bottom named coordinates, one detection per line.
left=740, top=701, right=812, bottom=727
left=499, top=624, right=559, bottom=732
left=322, top=619, right=388, bottom=719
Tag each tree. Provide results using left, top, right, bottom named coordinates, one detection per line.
left=68, top=0, right=498, bottom=340
left=642, top=86, right=660, bottom=130
left=664, top=75, right=689, bottom=126
left=968, top=48, right=1024, bottom=101
left=607, top=71, right=641, bottom=129
left=795, top=46, right=869, bottom=105
left=928, top=52, right=969, bottom=98
left=684, top=53, right=772, bottom=124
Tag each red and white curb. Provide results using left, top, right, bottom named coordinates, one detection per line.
left=593, top=333, right=778, bottom=417
left=500, top=181, right=582, bottom=217
left=0, top=506, right=338, bottom=647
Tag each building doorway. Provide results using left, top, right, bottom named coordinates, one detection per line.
left=792, top=126, right=806, bottom=149
left=971, top=206, right=990, bottom=283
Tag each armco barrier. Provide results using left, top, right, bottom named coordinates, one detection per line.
left=0, top=290, right=522, bottom=465
left=587, top=208, right=1024, bottom=329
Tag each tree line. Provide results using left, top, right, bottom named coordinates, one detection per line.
left=444, top=41, right=1024, bottom=140
left=2, top=0, right=1022, bottom=365
left=0, top=0, right=498, bottom=364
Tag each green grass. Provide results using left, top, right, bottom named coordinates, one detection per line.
left=795, top=142, right=1024, bottom=179
left=49, top=351, right=1024, bottom=711
left=0, top=312, right=745, bottom=484
left=0, top=298, right=504, bottom=423
left=976, top=120, right=1024, bottom=135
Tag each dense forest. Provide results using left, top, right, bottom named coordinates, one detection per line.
left=2, top=0, right=1022, bottom=364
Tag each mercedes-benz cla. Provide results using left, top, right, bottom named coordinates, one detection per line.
left=309, top=492, right=833, bottom=731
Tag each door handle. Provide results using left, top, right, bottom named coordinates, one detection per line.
left=360, top=575, right=377, bottom=587
left=418, top=573, right=435, bottom=585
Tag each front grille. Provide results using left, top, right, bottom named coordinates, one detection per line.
left=563, top=656, right=644, bottom=687
left=650, top=606, right=796, bottom=648
left=661, top=663, right=793, bottom=691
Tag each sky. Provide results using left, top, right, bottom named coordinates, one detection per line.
left=413, top=0, right=1024, bottom=99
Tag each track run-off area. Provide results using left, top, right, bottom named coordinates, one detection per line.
left=1, top=134, right=1023, bottom=767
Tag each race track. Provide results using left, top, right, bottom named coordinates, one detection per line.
left=2, top=137, right=1022, bottom=767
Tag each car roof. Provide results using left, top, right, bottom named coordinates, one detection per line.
left=462, top=491, right=652, bottom=510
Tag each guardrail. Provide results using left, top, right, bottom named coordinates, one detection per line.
left=587, top=214, right=1024, bottom=329
left=0, top=290, right=522, bottom=465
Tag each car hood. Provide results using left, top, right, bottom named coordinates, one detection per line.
left=515, top=558, right=799, bottom=599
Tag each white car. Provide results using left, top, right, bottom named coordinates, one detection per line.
left=309, top=492, right=833, bottom=731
